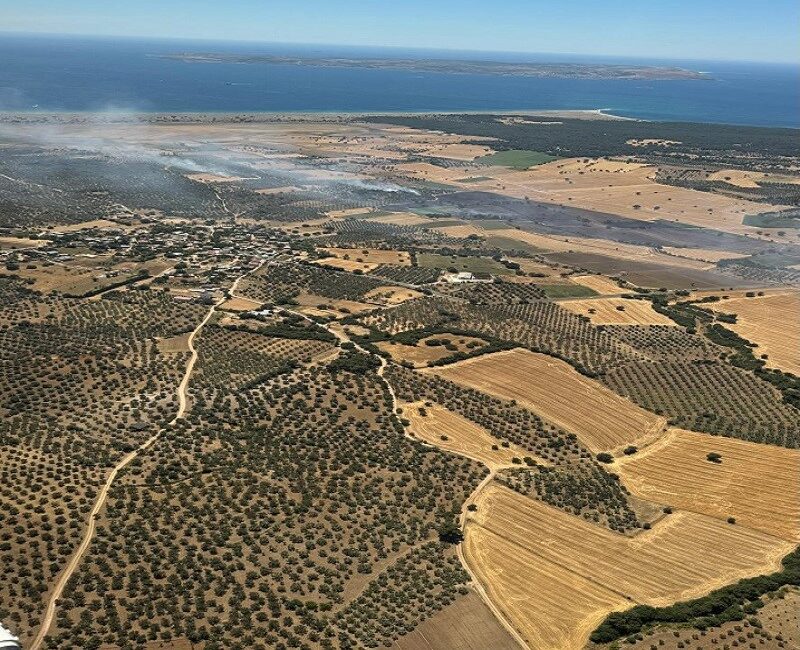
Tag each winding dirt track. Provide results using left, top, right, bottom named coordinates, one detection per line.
left=30, top=268, right=253, bottom=650
left=248, top=304, right=529, bottom=648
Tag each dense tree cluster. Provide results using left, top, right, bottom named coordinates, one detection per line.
left=368, top=264, right=441, bottom=285
left=499, top=463, right=642, bottom=533
left=603, top=361, right=799, bottom=447
left=0, top=284, right=206, bottom=643
left=46, top=338, right=485, bottom=648
left=240, top=262, right=385, bottom=304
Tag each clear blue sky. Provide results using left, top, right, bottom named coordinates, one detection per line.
left=2, top=0, right=798, bottom=64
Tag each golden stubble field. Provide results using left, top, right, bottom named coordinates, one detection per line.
left=426, top=349, right=666, bottom=452
left=559, top=296, right=678, bottom=325
left=464, top=484, right=794, bottom=650
left=401, top=401, right=543, bottom=470
left=616, top=428, right=800, bottom=541
left=707, top=291, right=800, bottom=375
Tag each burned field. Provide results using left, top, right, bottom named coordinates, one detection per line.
left=1, top=113, right=799, bottom=650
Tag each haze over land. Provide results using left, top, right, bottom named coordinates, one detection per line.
left=1, top=2, right=799, bottom=648
left=1, top=108, right=799, bottom=650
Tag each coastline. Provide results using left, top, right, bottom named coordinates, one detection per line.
left=0, top=108, right=641, bottom=124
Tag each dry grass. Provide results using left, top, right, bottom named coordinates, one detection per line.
left=709, top=292, right=800, bottom=375
left=13, top=264, right=116, bottom=295
left=662, top=247, right=751, bottom=263
left=156, top=333, right=192, bottom=353
left=487, top=228, right=710, bottom=270
left=0, top=236, right=48, bottom=249
left=706, top=169, right=800, bottom=188
left=427, top=349, right=666, bottom=452
left=50, top=219, right=126, bottom=233
left=363, top=286, right=423, bottom=305
left=391, top=591, right=521, bottom=650
left=560, top=297, right=677, bottom=325
left=321, top=247, right=411, bottom=266
left=464, top=484, right=794, bottom=650
left=390, top=156, right=786, bottom=236
left=569, top=274, right=622, bottom=295
left=378, top=335, right=487, bottom=367
left=401, top=401, right=540, bottom=470
left=315, top=257, right=379, bottom=273
left=367, top=212, right=434, bottom=226
left=617, top=428, right=800, bottom=541
left=219, top=296, right=262, bottom=312
left=430, top=224, right=487, bottom=238
left=294, top=292, right=374, bottom=317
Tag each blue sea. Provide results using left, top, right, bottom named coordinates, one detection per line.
left=1, top=33, right=798, bottom=127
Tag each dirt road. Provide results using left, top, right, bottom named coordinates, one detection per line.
left=30, top=267, right=254, bottom=650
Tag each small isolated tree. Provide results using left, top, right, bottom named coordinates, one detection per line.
left=706, top=452, right=723, bottom=464
left=596, top=452, right=614, bottom=464
left=438, top=521, right=464, bottom=544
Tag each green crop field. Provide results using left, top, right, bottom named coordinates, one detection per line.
left=454, top=175, right=494, bottom=183
left=540, top=284, right=599, bottom=298
left=485, top=235, right=545, bottom=255
left=478, top=149, right=558, bottom=169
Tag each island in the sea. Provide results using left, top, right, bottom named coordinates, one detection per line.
left=161, top=53, right=709, bottom=80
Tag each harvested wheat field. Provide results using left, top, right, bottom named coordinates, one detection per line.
left=431, top=224, right=487, bottom=238
left=427, top=349, right=666, bottom=452
left=365, top=211, right=434, bottom=226
left=401, top=401, right=539, bottom=470
left=464, top=484, right=794, bottom=650
left=325, top=207, right=375, bottom=218
left=441, top=157, right=787, bottom=235
left=560, top=297, right=677, bottom=325
left=617, top=428, right=800, bottom=541
left=569, top=274, right=623, bottom=295
left=392, top=591, right=521, bottom=650
left=710, top=291, right=800, bottom=375
left=662, top=246, right=750, bottom=263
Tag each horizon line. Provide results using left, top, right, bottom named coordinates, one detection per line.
left=1, top=30, right=798, bottom=67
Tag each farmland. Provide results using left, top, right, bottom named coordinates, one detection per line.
left=616, top=428, right=800, bottom=541
left=704, top=291, right=800, bottom=375
left=560, top=297, right=677, bottom=325
left=464, top=485, right=793, bottom=650
left=1, top=112, right=799, bottom=650
left=427, top=349, right=667, bottom=452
